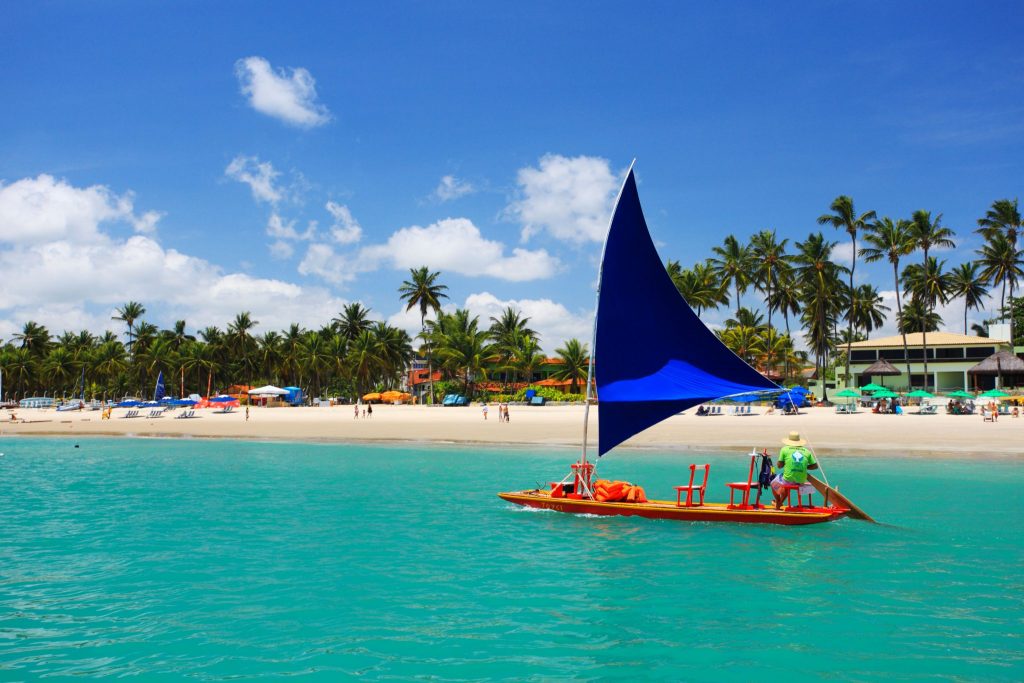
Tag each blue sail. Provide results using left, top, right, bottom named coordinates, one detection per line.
left=594, top=170, right=779, bottom=455
left=154, top=371, right=166, bottom=401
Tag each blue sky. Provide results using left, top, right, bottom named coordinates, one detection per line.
left=2, top=1, right=1022, bottom=350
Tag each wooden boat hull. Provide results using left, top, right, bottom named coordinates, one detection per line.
left=498, top=489, right=847, bottom=525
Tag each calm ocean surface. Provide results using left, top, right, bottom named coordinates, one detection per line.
left=1, top=437, right=1022, bottom=681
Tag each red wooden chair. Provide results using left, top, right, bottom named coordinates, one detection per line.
left=675, top=464, right=710, bottom=507
left=777, top=482, right=813, bottom=509
left=726, top=450, right=764, bottom=509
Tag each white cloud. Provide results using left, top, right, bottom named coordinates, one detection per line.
left=0, top=175, right=161, bottom=245
left=464, top=292, right=592, bottom=353
left=508, top=154, right=621, bottom=243
left=266, top=212, right=315, bottom=241
left=298, top=243, right=353, bottom=284
left=360, top=217, right=560, bottom=281
left=269, top=240, right=294, bottom=260
left=832, top=240, right=854, bottom=266
left=325, top=201, right=362, bottom=244
left=225, top=155, right=283, bottom=204
left=235, top=56, right=331, bottom=128
left=433, top=175, right=474, bottom=202
left=0, top=175, right=347, bottom=340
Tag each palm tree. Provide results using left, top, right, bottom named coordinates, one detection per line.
left=488, top=307, right=537, bottom=385
left=553, top=338, right=589, bottom=395
left=398, top=267, right=449, bottom=402
left=908, top=210, right=956, bottom=391
left=849, top=284, right=889, bottom=338
left=976, top=232, right=1024, bottom=343
left=228, top=312, right=259, bottom=387
left=112, top=301, right=146, bottom=362
left=862, top=217, right=916, bottom=385
left=749, top=229, right=789, bottom=333
left=88, top=341, right=126, bottom=399
left=42, top=347, right=79, bottom=397
left=162, top=320, right=195, bottom=351
left=947, top=262, right=990, bottom=334
left=3, top=347, right=36, bottom=398
left=332, top=303, right=373, bottom=342
left=899, top=298, right=943, bottom=334
left=710, top=235, right=753, bottom=317
left=977, top=199, right=1022, bottom=342
left=793, top=232, right=847, bottom=401
left=724, top=307, right=764, bottom=329
left=817, top=196, right=876, bottom=385
left=670, top=261, right=728, bottom=317
left=13, top=321, right=51, bottom=357
left=717, top=326, right=763, bottom=364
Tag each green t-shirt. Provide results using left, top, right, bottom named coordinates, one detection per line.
left=779, top=446, right=817, bottom=484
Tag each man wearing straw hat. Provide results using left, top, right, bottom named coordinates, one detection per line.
left=772, top=430, right=819, bottom=509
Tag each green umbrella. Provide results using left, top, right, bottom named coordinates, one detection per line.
left=861, top=383, right=885, bottom=393
left=980, top=389, right=1010, bottom=398
left=873, top=390, right=899, bottom=399
left=947, top=390, right=974, bottom=399
left=907, top=390, right=933, bottom=398
left=835, top=389, right=861, bottom=397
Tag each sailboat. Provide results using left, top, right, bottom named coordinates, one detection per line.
left=499, top=167, right=850, bottom=525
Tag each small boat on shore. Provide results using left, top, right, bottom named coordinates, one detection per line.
left=499, top=166, right=853, bottom=526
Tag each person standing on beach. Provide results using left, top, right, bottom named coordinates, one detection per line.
left=482, top=403, right=489, bottom=420
left=367, top=403, right=373, bottom=419
left=354, top=403, right=359, bottom=419
left=245, top=405, right=250, bottom=422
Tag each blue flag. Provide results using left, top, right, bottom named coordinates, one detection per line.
left=154, top=371, right=166, bottom=401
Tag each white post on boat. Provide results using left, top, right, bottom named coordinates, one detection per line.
left=579, top=159, right=637, bottom=493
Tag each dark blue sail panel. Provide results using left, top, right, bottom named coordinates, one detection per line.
left=595, top=171, right=778, bottom=455
left=154, top=371, right=166, bottom=402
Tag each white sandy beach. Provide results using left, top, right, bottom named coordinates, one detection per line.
left=3, top=403, right=1021, bottom=458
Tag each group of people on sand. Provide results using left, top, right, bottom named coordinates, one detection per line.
left=482, top=402, right=510, bottom=422
left=872, top=398, right=902, bottom=414
left=353, top=402, right=373, bottom=419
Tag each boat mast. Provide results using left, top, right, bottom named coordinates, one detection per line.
left=581, top=160, right=636, bottom=468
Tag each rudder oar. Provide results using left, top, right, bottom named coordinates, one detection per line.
left=807, top=474, right=875, bottom=523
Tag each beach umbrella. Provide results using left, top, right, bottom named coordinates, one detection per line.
left=979, top=389, right=1010, bottom=398
left=835, top=389, right=861, bottom=397
left=873, top=390, right=899, bottom=399
left=362, top=392, right=382, bottom=401
left=947, top=390, right=974, bottom=399
left=209, top=395, right=238, bottom=403
left=861, top=383, right=885, bottom=393
left=380, top=390, right=406, bottom=402
left=907, top=390, right=933, bottom=398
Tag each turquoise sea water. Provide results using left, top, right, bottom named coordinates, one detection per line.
left=1, top=438, right=1022, bottom=681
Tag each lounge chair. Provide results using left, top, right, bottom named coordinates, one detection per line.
left=174, top=409, right=198, bottom=419
left=147, top=409, right=163, bottom=418
left=120, top=409, right=139, bottom=419
left=914, top=404, right=938, bottom=415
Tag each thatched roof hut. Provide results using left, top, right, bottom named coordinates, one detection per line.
left=862, top=358, right=901, bottom=376
left=967, top=350, right=1024, bottom=375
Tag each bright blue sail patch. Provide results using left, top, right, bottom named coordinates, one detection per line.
left=595, top=171, right=779, bottom=455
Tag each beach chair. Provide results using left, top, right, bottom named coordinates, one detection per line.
left=915, top=404, right=938, bottom=415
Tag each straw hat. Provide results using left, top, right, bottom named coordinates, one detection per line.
left=781, top=430, right=807, bottom=446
